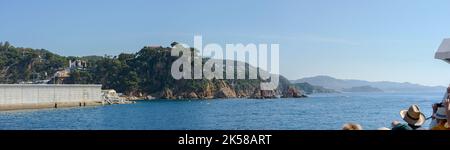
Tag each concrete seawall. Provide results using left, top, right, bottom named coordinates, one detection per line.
left=0, top=84, right=103, bottom=111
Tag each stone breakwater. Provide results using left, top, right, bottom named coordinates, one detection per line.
left=0, top=84, right=103, bottom=111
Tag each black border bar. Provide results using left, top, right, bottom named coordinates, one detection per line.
left=1, top=130, right=450, bottom=148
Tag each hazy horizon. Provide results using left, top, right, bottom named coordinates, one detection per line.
left=2, top=0, right=450, bottom=86
left=292, top=75, right=447, bottom=87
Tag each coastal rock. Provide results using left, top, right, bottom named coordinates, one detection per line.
left=261, top=90, right=277, bottom=98
left=126, top=96, right=139, bottom=100
left=161, top=88, right=176, bottom=99
left=187, top=92, right=199, bottom=99
left=215, top=87, right=237, bottom=98
left=251, top=89, right=262, bottom=99
left=201, top=83, right=215, bottom=99
left=146, top=95, right=156, bottom=100
left=283, top=86, right=306, bottom=98
left=236, top=90, right=250, bottom=98
left=249, top=88, right=279, bottom=99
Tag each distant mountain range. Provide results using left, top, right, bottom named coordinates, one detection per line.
left=292, top=75, right=446, bottom=92
left=342, top=86, right=383, bottom=93
left=292, top=82, right=337, bottom=95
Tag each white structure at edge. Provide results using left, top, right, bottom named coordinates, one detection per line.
left=435, top=38, right=450, bottom=63
left=0, top=84, right=102, bottom=105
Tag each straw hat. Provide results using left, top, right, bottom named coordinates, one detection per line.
left=435, top=107, right=448, bottom=120
left=400, top=105, right=426, bottom=126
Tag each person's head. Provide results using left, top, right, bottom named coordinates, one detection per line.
left=342, top=123, right=363, bottom=130
left=435, top=107, right=448, bottom=125
left=391, top=120, right=401, bottom=128
left=400, top=105, right=426, bottom=127
left=447, top=85, right=450, bottom=94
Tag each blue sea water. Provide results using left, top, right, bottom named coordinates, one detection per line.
left=0, top=92, right=444, bottom=130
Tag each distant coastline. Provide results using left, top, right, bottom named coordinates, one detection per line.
left=292, top=75, right=445, bottom=93
left=292, top=82, right=337, bottom=95
left=342, top=85, right=383, bottom=93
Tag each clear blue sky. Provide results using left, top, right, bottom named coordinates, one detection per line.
left=1, top=0, right=450, bottom=86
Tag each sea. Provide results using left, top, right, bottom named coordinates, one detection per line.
left=0, top=92, right=444, bottom=130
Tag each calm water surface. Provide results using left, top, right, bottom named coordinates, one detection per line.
left=0, top=92, right=443, bottom=130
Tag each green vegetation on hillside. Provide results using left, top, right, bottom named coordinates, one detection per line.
left=0, top=42, right=304, bottom=99
left=0, top=42, right=66, bottom=83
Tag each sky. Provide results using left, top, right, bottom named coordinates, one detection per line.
left=1, top=0, right=450, bottom=86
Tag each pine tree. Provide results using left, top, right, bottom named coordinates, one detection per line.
left=3, top=41, right=10, bottom=49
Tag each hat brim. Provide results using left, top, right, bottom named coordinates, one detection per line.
left=435, top=115, right=447, bottom=120
left=435, top=107, right=448, bottom=120
left=400, top=110, right=426, bottom=126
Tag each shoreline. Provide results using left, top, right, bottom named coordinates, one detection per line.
left=0, top=94, right=308, bottom=111
left=122, top=95, right=308, bottom=101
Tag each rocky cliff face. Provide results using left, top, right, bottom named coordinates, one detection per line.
left=158, top=77, right=306, bottom=100
left=143, top=45, right=307, bottom=100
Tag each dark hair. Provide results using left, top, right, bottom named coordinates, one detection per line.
left=408, top=124, right=421, bottom=130
left=436, top=118, right=448, bottom=124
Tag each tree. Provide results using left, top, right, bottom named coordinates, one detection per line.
left=170, top=42, right=179, bottom=47
left=3, top=41, right=10, bottom=49
left=118, top=53, right=135, bottom=62
left=121, top=71, right=139, bottom=95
